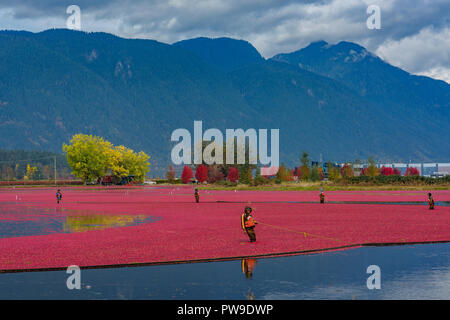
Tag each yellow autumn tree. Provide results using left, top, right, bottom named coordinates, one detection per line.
left=112, top=145, right=150, bottom=183
left=366, top=156, right=380, bottom=177
left=24, top=164, right=37, bottom=180
left=63, top=134, right=111, bottom=183
left=63, top=134, right=150, bottom=184
left=276, top=163, right=293, bottom=181
left=328, top=166, right=342, bottom=182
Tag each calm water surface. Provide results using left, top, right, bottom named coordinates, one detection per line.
left=0, top=204, right=160, bottom=238
left=0, top=243, right=448, bottom=299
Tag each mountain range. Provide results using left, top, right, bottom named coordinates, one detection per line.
left=0, top=29, right=448, bottom=176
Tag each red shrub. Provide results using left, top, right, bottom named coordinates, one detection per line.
left=195, top=164, right=208, bottom=183
left=181, top=166, right=193, bottom=183
left=227, top=167, right=239, bottom=183
left=404, top=167, right=420, bottom=176
left=294, top=166, right=309, bottom=179
left=380, top=166, right=394, bottom=176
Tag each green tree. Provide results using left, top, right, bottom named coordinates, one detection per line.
left=42, top=165, right=52, bottom=179
left=328, top=162, right=342, bottom=182
left=239, top=165, right=253, bottom=184
left=114, top=146, right=150, bottom=183
left=276, top=163, right=293, bottom=181
left=253, top=174, right=269, bottom=186
left=366, top=156, right=380, bottom=177
left=63, top=134, right=150, bottom=184
left=340, top=163, right=354, bottom=178
left=299, top=151, right=311, bottom=180
left=63, top=134, right=111, bottom=183
left=14, top=164, right=20, bottom=180
left=6, top=166, right=14, bottom=180
left=318, top=166, right=324, bottom=180
left=166, top=165, right=176, bottom=183
left=24, top=164, right=38, bottom=180
left=310, top=165, right=320, bottom=181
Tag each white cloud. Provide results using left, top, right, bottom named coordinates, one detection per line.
left=376, top=27, right=450, bottom=83
left=417, top=67, right=450, bottom=84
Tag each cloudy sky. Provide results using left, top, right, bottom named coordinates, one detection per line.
left=0, top=0, right=449, bottom=82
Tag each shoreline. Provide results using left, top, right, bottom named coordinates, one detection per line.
left=2, top=240, right=449, bottom=274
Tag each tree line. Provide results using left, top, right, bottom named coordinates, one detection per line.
left=0, top=149, right=70, bottom=181
left=162, top=152, right=448, bottom=186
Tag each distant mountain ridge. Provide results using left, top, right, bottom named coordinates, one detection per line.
left=173, top=37, right=265, bottom=72
left=272, top=40, right=449, bottom=115
left=0, top=29, right=449, bottom=176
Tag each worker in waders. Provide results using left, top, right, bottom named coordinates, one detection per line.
left=194, top=188, right=200, bottom=203
left=241, top=206, right=258, bottom=242
left=319, top=190, right=325, bottom=203
left=56, top=189, right=62, bottom=204
left=428, top=193, right=435, bottom=210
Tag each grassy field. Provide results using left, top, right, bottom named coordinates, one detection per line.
left=197, top=181, right=450, bottom=191
left=1, top=180, right=449, bottom=191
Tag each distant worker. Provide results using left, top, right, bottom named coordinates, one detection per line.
left=428, top=193, right=434, bottom=210
left=194, top=188, right=200, bottom=203
left=241, top=206, right=258, bottom=242
left=241, top=258, right=257, bottom=279
left=319, top=189, right=325, bottom=203
left=56, top=189, right=62, bottom=204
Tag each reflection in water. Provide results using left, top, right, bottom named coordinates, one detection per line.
left=63, top=215, right=159, bottom=233
left=0, top=204, right=161, bottom=238
left=246, top=289, right=256, bottom=300
left=242, top=258, right=258, bottom=299
left=241, top=258, right=257, bottom=279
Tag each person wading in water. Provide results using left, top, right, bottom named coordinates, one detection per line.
left=241, top=206, right=258, bottom=242
left=319, top=189, right=325, bottom=203
left=194, top=188, right=200, bottom=203
left=428, top=193, right=435, bottom=210
left=56, top=189, right=62, bottom=204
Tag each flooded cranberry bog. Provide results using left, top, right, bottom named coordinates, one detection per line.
left=0, top=186, right=449, bottom=272
left=0, top=186, right=449, bottom=299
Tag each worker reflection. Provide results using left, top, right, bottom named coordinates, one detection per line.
left=241, top=258, right=257, bottom=279
left=246, top=289, right=256, bottom=300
